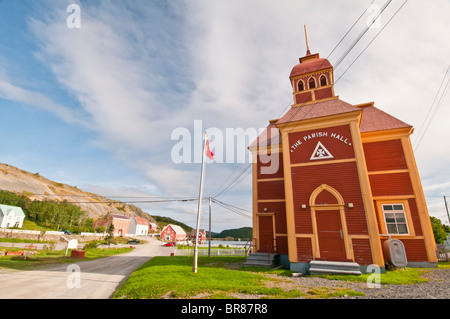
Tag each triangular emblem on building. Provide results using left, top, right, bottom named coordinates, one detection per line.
left=310, top=141, right=334, bottom=160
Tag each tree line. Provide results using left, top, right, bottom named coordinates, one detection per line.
left=0, top=190, right=95, bottom=233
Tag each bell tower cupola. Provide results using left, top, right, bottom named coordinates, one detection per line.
left=290, top=26, right=335, bottom=106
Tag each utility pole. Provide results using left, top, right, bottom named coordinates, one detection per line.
left=444, top=196, right=450, bottom=225
left=208, top=196, right=212, bottom=257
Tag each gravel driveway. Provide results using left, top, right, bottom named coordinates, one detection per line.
left=0, top=237, right=174, bottom=299
left=357, top=267, right=450, bottom=299
left=263, top=267, right=450, bottom=299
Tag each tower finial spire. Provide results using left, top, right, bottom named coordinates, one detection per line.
left=304, top=25, right=311, bottom=55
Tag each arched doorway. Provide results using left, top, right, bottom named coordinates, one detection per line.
left=309, top=184, right=352, bottom=262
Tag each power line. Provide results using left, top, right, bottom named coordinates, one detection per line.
left=276, top=0, right=379, bottom=120
left=211, top=1, right=408, bottom=199
left=213, top=164, right=252, bottom=198
left=335, top=0, right=409, bottom=83
left=54, top=199, right=198, bottom=204
left=213, top=4, right=376, bottom=198
left=212, top=4, right=380, bottom=198
left=333, top=0, right=393, bottom=70
left=327, top=0, right=376, bottom=60
left=271, top=0, right=409, bottom=161
left=211, top=198, right=252, bottom=220
left=0, top=196, right=197, bottom=205
left=414, top=64, right=450, bottom=152
left=212, top=198, right=252, bottom=215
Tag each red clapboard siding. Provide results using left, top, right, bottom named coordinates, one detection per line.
left=315, top=189, right=339, bottom=205
left=294, top=208, right=313, bottom=234
left=351, top=238, right=373, bottom=265
left=291, top=162, right=368, bottom=235
left=295, top=91, right=313, bottom=104
left=275, top=236, right=288, bottom=254
left=257, top=152, right=284, bottom=179
left=369, top=173, right=414, bottom=197
left=402, top=239, right=428, bottom=261
left=257, top=180, right=285, bottom=200
left=363, top=139, right=408, bottom=172
left=296, top=237, right=313, bottom=262
left=289, top=125, right=355, bottom=165
left=314, top=87, right=333, bottom=100
left=258, top=201, right=287, bottom=234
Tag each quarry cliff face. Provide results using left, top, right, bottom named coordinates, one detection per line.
left=0, top=163, right=155, bottom=223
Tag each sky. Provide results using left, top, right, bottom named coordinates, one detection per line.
left=0, top=0, right=449, bottom=231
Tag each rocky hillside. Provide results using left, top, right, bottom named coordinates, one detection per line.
left=0, top=163, right=156, bottom=223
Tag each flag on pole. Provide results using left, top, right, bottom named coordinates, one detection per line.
left=193, top=131, right=209, bottom=273
left=205, top=139, right=214, bottom=160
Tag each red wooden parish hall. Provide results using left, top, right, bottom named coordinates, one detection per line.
left=249, top=39, right=438, bottom=273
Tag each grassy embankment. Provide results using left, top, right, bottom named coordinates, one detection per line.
left=112, top=256, right=364, bottom=299
left=0, top=247, right=133, bottom=270
left=113, top=256, right=450, bottom=299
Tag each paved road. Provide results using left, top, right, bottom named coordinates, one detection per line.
left=0, top=237, right=174, bottom=299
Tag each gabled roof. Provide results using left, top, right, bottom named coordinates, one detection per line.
left=289, top=53, right=333, bottom=78
left=250, top=98, right=359, bottom=148
left=162, top=224, right=186, bottom=235
left=189, top=229, right=206, bottom=235
left=0, top=204, right=25, bottom=218
left=133, top=217, right=149, bottom=225
left=248, top=120, right=281, bottom=149
left=111, top=214, right=129, bottom=220
left=357, top=103, right=412, bottom=133
left=249, top=98, right=412, bottom=148
left=276, top=97, right=360, bottom=125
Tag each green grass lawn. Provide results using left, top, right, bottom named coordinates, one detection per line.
left=317, top=268, right=429, bottom=285
left=317, top=262, right=450, bottom=285
left=113, top=257, right=448, bottom=299
left=113, top=256, right=366, bottom=299
left=113, top=256, right=265, bottom=299
left=20, top=219, right=55, bottom=232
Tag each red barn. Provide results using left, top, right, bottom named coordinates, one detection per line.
left=249, top=45, right=437, bottom=273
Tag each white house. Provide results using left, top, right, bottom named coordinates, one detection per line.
left=129, top=217, right=149, bottom=236
left=0, top=204, right=26, bottom=228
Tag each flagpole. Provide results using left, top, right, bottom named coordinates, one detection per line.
left=208, top=196, right=212, bottom=258
left=193, top=131, right=207, bottom=273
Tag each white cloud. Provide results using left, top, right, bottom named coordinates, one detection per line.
left=331, top=1, right=450, bottom=200
left=3, top=0, right=449, bottom=228
left=0, top=78, right=89, bottom=127
left=28, top=1, right=193, bottom=155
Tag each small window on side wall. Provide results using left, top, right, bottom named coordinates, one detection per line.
left=308, top=77, right=316, bottom=89
left=382, top=204, right=409, bottom=235
left=320, top=75, right=328, bottom=86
